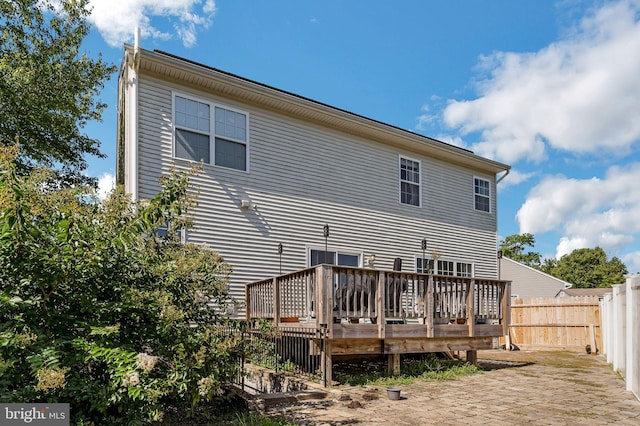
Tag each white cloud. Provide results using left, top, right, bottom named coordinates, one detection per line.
left=622, top=251, right=640, bottom=273
left=86, top=0, right=216, bottom=48
left=497, top=169, right=536, bottom=191
left=97, top=173, right=115, bottom=200
left=517, top=162, right=640, bottom=258
left=441, top=0, right=640, bottom=164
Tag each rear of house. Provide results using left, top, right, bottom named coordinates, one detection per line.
left=117, top=44, right=510, bottom=313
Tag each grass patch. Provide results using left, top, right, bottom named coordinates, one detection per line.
left=566, top=378, right=604, bottom=388
left=226, top=412, right=295, bottom=426
left=335, top=354, right=480, bottom=386
left=560, top=410, right=599, bottom=419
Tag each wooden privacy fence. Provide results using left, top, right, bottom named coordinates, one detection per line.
left=501, top=296, right=602, bottom=352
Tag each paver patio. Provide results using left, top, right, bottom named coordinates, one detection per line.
left=265, top=350, right=640, bottom=425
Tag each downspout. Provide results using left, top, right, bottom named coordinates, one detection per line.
left=496, top=168, right=510, bottom=281
left=128, top=27, right=140, bottom=202
left=496, top=168, right=510, bottom=185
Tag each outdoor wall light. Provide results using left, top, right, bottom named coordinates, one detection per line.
left=365, top=254, right=376, bottom=268
left=240, top=199, right=257, bottom=210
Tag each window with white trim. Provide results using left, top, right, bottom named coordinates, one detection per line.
left=415, top=257, right=473, bottom=277
left=456, top=262, right=473, bottom=277
left=400, top=156, right=420, bottom=206
left=437, top=260, right=454, bottom=276
left=174, top=94, right=248, bottom=171
left=474, top=177, right=490, bottom=212
left=416, top=258, right=434, bottom=274
left=310, top=249, right=360, bottom=267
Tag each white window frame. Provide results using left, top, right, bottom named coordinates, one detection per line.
left=307, top=247, right=362, bottom=267
left=399, top=155, right=422, bottom=207
left=456, top=262, right=473, bottom=277
left=172, top=92, right=250, bottom=172
left=416, top=257, right=434, bottom=274
left=437, top=260, right=455, bottom=276
left=415, top=256, right=474, bottom=277
left=473, top=176, right=491, bottom=213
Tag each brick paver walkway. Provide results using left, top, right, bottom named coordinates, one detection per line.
left=266, top=350, right=640, bottom=425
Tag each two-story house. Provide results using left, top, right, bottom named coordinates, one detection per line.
left=117, top=44, right=510, bottom=313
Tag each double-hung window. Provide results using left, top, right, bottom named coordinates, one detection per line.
left=474, top=177, right=491, bottom=212
left=174, top=94, right=248, bottom=171
left=400, top=156, right=421, bottom=206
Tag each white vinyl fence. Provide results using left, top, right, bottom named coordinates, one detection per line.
left=601, top=274, right=640, bottom=401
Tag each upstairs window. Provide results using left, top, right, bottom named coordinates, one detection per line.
left=400, top=156, right=421, bottom=206
left=175, top=96, right=210, bottom=163
left=174, top=94, right=248, bottom=171
left=474, top=177, right=491, bottom=212
left=214, top=106, right=247, bottom=170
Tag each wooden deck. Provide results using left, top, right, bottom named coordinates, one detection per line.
left=246, top=264, right=511, bottom=383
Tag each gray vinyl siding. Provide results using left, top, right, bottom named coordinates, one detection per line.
left=500, top=257, right=570, bottom=298
left=134, top=76, right=500, bottom=309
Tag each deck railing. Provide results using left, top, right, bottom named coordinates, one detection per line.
left=246, top=265, right=510, bottom=333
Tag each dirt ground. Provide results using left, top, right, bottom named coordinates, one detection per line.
left=265, top=350, right=640, bottom=425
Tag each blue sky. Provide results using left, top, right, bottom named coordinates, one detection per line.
left=81, top=0, right=640, bottom=273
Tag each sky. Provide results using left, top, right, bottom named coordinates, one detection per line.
left=79, top=0, right=640, bottom=273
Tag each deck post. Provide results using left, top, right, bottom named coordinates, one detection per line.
left=466, top=350, right=478, bottom=365
left=426, top=275, right=434, bottom=338
left=388, top=353, right=401, bottom=376
left=467, top=279, right=476, bottom=337
left=322, top=338, right=333, bottom=386
left=245, top=286, right=251, bottom=321
left=377, top=271, right=386, bottom=339
left=501, top=281, right=511, bottom=336
left=316, top=265, right=333, bottom=334
left=273, top=277, right=280, bottom=325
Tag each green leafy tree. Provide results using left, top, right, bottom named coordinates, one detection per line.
left=0, top=0, right=116, bottom=184
left=0, top=147, right=245, bottom=424
left=499, top=233, right=542, bottom=268
left=542, top=247, right=627, bottom=288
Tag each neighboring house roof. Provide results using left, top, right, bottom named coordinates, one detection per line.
left=556, top=288, right=612, bottom=298
left=500, top=257, right=574, bottom=299
left=123, top=45, right=510, bottom=176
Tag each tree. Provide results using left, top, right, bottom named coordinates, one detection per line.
left=0, top=147, right=245, bottom=424
left=543, top=247, right=627, bottom=288
left=0, top=0, right=116, bottom=184
left=499, top=233, right=542, bottom=268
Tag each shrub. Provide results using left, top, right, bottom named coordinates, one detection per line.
left=0, top=147, right=244, bottom=424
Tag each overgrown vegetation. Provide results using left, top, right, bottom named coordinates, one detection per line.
left=335, top=354, right=480, bottom=386
left=0, top=146, right=247, bottom=424
left=0, top=0, right=116, bottom=185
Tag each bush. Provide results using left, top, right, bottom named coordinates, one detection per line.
left=0, top=147, right=244, bottom=424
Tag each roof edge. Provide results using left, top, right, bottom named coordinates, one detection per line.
left=125, top=45, right=511, bottom=174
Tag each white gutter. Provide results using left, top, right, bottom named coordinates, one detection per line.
left=497, top=168, right=510, bottom=185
